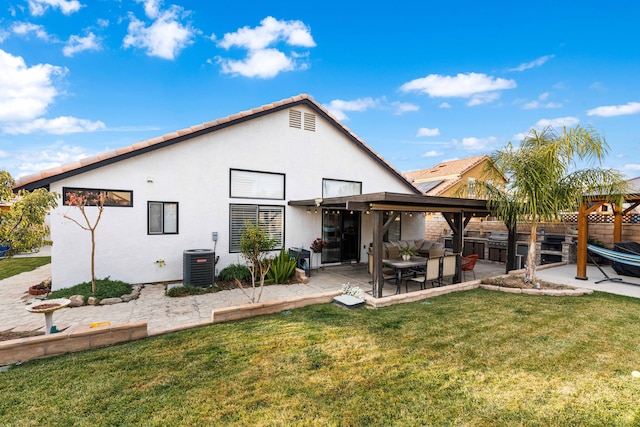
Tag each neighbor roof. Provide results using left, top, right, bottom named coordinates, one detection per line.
left=404, top=155, right=491, bottom=196
left=14, top=94, right=420, bottom=195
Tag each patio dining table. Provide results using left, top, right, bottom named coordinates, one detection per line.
left=383, top=256, right=428, bottom=294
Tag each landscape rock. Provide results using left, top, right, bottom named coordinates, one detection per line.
left=121, top=294, right=138, bottom=302
left=294, top=268, right=308, bottom=284
left=68, top=295, right=85, bottom=307
left=100, top=297, right=122, bottom=305
left=87, top=297, right=99, bottom=305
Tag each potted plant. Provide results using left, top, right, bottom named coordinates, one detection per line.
left=28, top=278, right=52, bottom=296
left=398, top=246, right=417, bottom=261
left=310, top=238, right=327, bottom=270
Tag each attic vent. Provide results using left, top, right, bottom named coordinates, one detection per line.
left=289, top=109, right=302, bottom=128
left=303, top=113, right=316, bottom=132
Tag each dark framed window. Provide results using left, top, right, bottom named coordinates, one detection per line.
left=63, top=187, right=133, bottom=207
left=229, top=204, right=284, bottom=252
left=322, top=179, right=362, bottom=198
left=148, top=202, right=178, bottom=235
left=230, top=169, right=285, bottom=200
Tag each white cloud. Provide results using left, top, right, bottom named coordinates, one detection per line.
left=466, top=91, right=500, bottom=106
left=400, top=72, right=516, bottom=106
left=63, top=32, right=101, bottom=57
left=322, top=97, right=379, bottom=121
left=15, top=144, right=90, bottom=176
left=421, top=150, right=442, bottom=158
left=123, top=4, right=195, bottom=60
left=512, top=132, right=527, bottom=142
left=416, top=127, right=440, bottom=137
left=509, top=54, right=555, bottom=72
left=28, top=0, right=82, bottom=16
left=216, top=16, right=315, bottom=79
left=586, top=102, right=640, bottom=117
left=0, top=49, right=65, bottom=122
left=218, top=16, right=315, bottom=50
left=439, top=102, right=451, bottom=109
left=217, top=48, right=293, bottom=79
left=2, top=116, right=105, bottom=135
left=0, top=50, right=104, bottom=136
left=522, top=93, right=563, bottom=109
left=139, top=0, right=162, bottom=19
left=535, top=116, right=580, bottom=128
left=10, top=22, right=52, bottom=41
left=622, top=164, right=640, bottom=174
left=454, top=136, right=498, bottom=151
left=391, top=101, right=419, bottom=115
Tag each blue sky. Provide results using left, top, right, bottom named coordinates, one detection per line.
left=2, top=0, right=640, bottom=180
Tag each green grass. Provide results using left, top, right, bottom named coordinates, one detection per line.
left=2, top=290, right=640, bottom=425
left=0, top=256, right=50, bottom=280
left=48, top=277, right=132, bottom=301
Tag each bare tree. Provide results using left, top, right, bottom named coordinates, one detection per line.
left=63, top=190, right=106, bottom=293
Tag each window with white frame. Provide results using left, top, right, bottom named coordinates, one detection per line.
left=322, top=179, right=362, bottom=198
left=230, top=169, right=285, bottom=200
left=148, top=202, right=178, bottom=235
left=229, top=204, right=284, bottom=252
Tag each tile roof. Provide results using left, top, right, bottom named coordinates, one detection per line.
left=14, top=94, right=420, bottom=194
left=404, top=155, right=490, bottom=196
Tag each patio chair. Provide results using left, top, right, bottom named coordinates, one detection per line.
left=405, top=257, right=440, bottom=291
left=440, top=254, right=457, bottom=285
left=461, top=254, right=479, bottom=281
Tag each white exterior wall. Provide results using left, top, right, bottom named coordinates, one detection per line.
left=48, top=105, right=418, bottom=289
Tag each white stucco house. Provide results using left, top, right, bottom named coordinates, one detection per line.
left=15, top=94, right=426, bottom=290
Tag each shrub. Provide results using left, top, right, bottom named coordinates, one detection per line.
left=166, top=285, right=215, bottom=297
left=48, top=277, right=132, bottom=302
left=218, top=263, right=251, bottom=282
left=266, top=247, right=296, bottom=284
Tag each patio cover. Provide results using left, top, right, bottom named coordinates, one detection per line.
left=576, top=178, right=640, bottom=280
left=289, top=192, right=490, bottom=297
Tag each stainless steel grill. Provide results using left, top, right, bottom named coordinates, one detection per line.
left=487, top=231, right=508, bottom=262
left=487, top=231, right=508, bottom=248
left=541, top=234, right=564, bottom=251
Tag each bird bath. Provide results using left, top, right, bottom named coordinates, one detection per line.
left=25, top=298, right=71, bottom=334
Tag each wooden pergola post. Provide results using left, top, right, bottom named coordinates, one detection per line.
left=575, top=201, right=589, bottom=280
left=613, top=202, right=623, bottom=244
left=576, top=199, right=605, bottom=280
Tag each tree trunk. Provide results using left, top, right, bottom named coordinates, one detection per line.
left=525, top=222, right=538, bottom=282
left=91, top=229, right=96, bottom=293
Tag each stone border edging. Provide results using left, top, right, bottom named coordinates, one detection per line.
left=0, top=321, right=147, bottom=366
left=479, top=284, right=593, bottom=296
left=211, top=290, right=342, bottom=323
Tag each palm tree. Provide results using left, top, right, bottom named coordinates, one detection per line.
left=476, top=125, right=628, bottom=283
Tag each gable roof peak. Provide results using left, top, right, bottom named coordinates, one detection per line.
left=14, top=93, right=418, bottom=194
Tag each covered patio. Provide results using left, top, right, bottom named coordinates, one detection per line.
left=290, top=192, right=491, bottom=297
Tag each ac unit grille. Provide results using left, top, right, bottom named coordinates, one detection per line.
left=183, top=249, right=215, bottom=287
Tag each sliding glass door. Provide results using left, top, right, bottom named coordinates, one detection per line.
left=322, top=210, right=361, bottom=263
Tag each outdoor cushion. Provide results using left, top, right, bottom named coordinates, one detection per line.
left=387, top=246, right=400, bottom=259
left=420, top=240, right=434, bottom=251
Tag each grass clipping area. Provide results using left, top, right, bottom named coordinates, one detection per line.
left=1, top=289, right=640, bottom=425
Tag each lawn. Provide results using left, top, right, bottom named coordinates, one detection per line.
left=0, top=256, right=50, bottom=280
left=1, top=289, right=640, bottom=426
